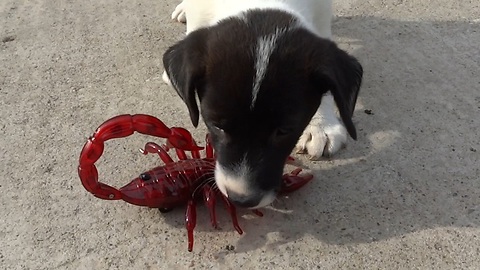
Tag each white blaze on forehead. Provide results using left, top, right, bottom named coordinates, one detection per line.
left=251, top=28, right=287, bottom=110
left=214, top=158, right=251, bottom=197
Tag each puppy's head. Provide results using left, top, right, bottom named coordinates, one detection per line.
left=163, top=10, right=362, bottom=208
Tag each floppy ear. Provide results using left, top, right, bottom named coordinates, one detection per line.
left=162, top=29, right=208, bottom=127
left=311, top=43, right=363, bottom=140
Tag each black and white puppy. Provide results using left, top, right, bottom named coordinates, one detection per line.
left=162, top=0, right=363, bottom=208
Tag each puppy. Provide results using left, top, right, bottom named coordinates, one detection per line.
left=162, top=0, right=363, bottom=208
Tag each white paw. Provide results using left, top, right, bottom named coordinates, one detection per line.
left=296, top=121, right=347, bottom=160
left=162, top=71, right=172, bottom=86
left=171, top=2, right=186, bottom=23
left=321, top=123, right=348, bottom=156
left=295, top=93, right=348, bottom=160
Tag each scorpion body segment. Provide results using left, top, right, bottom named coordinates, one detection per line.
left=119, top=158, right=215, bottom=209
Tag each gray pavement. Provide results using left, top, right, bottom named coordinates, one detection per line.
left=1, top=0, right=479, bottom=269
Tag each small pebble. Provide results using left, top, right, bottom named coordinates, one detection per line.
left=2, top=36, right=15, bottom=43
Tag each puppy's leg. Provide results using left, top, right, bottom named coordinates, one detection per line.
left=164, top=1, right=188, bottom=85
left=170, top=0, right=217, bottom=34
left=171, top=1, right=187, bottom=23
left=296, top=93, right=348, bottom=159
left=295, top=0, right=351, bottom=159
left=164, top=0, right=217, bottom=85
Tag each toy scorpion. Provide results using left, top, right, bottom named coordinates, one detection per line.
left=78, top=114, right=313, bottom=251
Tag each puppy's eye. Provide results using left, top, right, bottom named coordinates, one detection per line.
left=211, top=124, right=228, bottom=137
left=214, top=126, right=225, bottom=133
left=274, top=128, right=292, bottom=138
left=211, top=125, right=231, bottom=143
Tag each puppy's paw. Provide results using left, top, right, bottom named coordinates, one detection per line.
left=296, top=120, right=347, bottom=160
left=171, top=2, right=186, bottom=23
left=296, top=124, right=327, bottom=159
left=321, top=122, right=348, bottom=157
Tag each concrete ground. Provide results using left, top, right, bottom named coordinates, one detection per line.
left=1, top=0, right=479, bottom=269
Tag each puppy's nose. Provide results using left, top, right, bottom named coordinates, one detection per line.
left=226, top=191, right=262, bottom=208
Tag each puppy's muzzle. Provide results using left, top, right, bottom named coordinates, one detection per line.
left=224, top=190, right=267, bottom=208
left=215, top=163, right=277, bottom=209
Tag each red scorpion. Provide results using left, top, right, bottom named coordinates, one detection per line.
left=78, top=114, right=313, bottom=251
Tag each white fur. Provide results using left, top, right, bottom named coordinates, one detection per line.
left=214, top=159, right=251, bottom=197
left=171, top=1, right=187, bottom=23
left=256, top=192, right=277, bottom=208
left=172, top=0, right=332, bottom=37
left=215, top=160, right=276, bottom=209
left=251, top=28, right=289, bottom=109
left=166, top=0, right=348, bottom=206
left=251, top=34, right=276, bottom=109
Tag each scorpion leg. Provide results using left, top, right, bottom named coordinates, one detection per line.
left=251, top=209, right=264, bottom=217
left=175, top=148, right=188, bottom=160
left=202, top=185, right=218, bottom=229
left=219, top=195, right=243, bottom=235
left=280, top=168, right=314, bottom=195
left=190, top=140, right=201, bottom=159
left=185, top=199, right=197, bottom=252
left=141, top=142, right=174, bottom=164
left=205, top=134, right=214, bottom=159
left=285, top=156, right=300, bottom=166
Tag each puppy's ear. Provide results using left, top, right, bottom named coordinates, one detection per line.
left=162, top=29, right=208, bottom=127
left=311, top=43, right=363, bottom=140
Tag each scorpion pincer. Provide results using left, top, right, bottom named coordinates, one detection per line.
left=78, top=114, right=313, bottom=251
